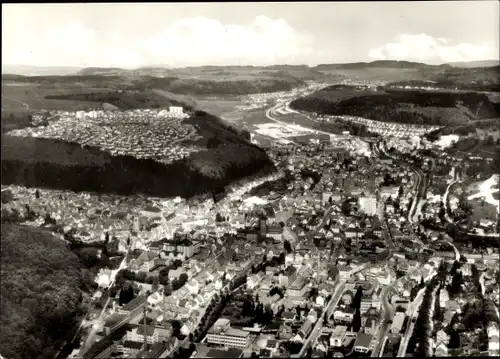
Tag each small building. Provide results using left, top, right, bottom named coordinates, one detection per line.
left=390, top=312, right=406, bottom=334
left=330, top=325, right=348, bottom=347
left=353, top=333, right=373, bottom=353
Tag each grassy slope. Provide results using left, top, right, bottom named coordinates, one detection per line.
left=0, top=224, right=86, bottom=359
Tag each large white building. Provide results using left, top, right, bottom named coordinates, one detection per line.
left=288, top=276, right=308, bottom=298
left=358, top=196, right=378, bottom=216
left=330, top=325, right=348, bottom=347
left=206, top=319, right=251, bottom=349
left=162, top=238, right=201, bottom=259
left=169, top=106, right=184, bottom=116
left=126, top=326, right=159, bottom=345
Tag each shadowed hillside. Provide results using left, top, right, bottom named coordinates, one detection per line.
left=290, top=85, right=499, bottom=126
left=1, top=110, right=275, bottom=198
left=0, top=224, right=92, bottom=359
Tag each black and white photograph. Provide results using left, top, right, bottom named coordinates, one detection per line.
left=1, top=2, right=499, bottom=359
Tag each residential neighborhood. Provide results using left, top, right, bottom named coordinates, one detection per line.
left=2, top=97, right=498, bottom=359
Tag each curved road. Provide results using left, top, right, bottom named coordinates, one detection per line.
left=1, top=95, right=30, bottom=109
left=265, top=103, right=335, bottom=138
left=443, top=176, right=460, bottom=223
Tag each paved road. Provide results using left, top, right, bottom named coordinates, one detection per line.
left=295, top=264, right=369, bottom=358
left=379, top=142, right=424, bottom=225
left=397, top=280, right=432, bottom=357
left=80, top=256, right=128, bottom=356
left=295, top=280, right=347, bottom=358
left=407, top=167, right=422, bottom=223
left=443, top=176, right=460, bottom=223
left=444, top=239, right=460, bottom=262
left=378, top=200, right=396, bottom=253
left=371, top=284, right=397, bottom=357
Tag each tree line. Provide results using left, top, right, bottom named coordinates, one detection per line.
left=290, top=88, right=499, bottom=127
left=0, top=224, right=95, bottom=359
left=1, top=136, right=275, bottom=199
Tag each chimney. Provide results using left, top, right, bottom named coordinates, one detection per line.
left=143, top=305, right=148, bottom=353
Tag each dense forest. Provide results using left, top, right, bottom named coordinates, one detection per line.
left=426, top=118, right=500, bottom=137
left=1, top=110, right=275, bottom=198
left=0, top=224, right=94, bottom=359
left=1, top=111, right=36, bottom=133
left=290, top=86, right=499, bottom=126
left=1, top=137, right=274, bottom=198
left=44, top=90, right=195, bottom=111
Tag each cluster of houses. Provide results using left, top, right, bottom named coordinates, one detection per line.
left=6, top=107, right=197, bottom=163
left=316, top=114, right=440, bottom=138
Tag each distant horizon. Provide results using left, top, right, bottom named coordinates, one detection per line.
left=3, top=58, right=500, bottom=72
left=2, top=2, right=499, bottom=68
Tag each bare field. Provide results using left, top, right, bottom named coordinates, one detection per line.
left=240, top=108, right=269, bottom=126
left=1, top=83, right=107, bottom=110
left=194, top=97, right=243, bottom=117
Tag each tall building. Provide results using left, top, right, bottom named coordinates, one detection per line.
left=358, top=196, right=378, bottom=216
left=279, top=265, right=298, bottom=287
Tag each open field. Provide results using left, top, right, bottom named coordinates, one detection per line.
left=1, top=83, right=106, bottom=110
left=241, top=108, right=270, bottom=126
left=252, top=122, right=314, bottom=140
left=193, top=95, right=245, bottom=122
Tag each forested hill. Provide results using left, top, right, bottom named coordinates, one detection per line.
left=44, top=90, right=196, bottom=111
left=290, top=85, right=500, bottom=126
left=0, top=224, right=90, bottom=359
left=1, top=111, right=276, bottom=198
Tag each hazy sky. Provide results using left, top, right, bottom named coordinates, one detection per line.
left=2, top=2, right=499, bottom=68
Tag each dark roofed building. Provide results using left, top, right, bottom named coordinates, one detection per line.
left=118, top=295, right=147, bottom=315
left=206, top=348, right=243, bottom=358
left=353, top=333, right=373, bottom=353
left=122, top=340, right=144, bottom=350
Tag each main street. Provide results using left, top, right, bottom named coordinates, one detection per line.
left=397, top=286, right=426, bottom=358
left=295, top=264, right=370, bottom=358
left=371, top=283, right=397, bottom=357
left=378, top=201, right=396, bottom=254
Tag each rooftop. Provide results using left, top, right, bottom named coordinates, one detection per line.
left=206, top=348, right=243, bottom=358
left=354, top=333, right=373, bottom=349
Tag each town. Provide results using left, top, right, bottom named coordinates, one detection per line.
left=2, top=92, right=499, bottom=359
